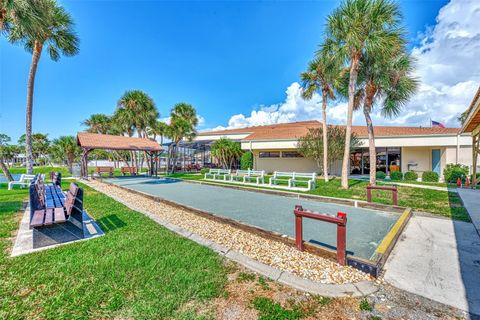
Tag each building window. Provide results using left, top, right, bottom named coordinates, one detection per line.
left=259, top=151, right=280, bottom=158
left=282, top=151, right=303, bottom=158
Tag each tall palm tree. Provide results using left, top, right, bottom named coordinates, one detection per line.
left=301, top=55, right=338, bottom=182
left=1, top=0, right=42, bottom=36
left=167, top=103, right=198, bottom=173
left=7, top=0, right=79, bottom=174
left=50, top=136, right=80, bottom=173
left=82, top=114, right=111, bottom=134
left=356, top=51, right=418, bottom=184
left=324, top=0, right=403, bottom=189
left=147, top=120, right=169, bottom=145
left=116, top=90, right=159, bottom=169
left=117, top=90, right=158, bottom=138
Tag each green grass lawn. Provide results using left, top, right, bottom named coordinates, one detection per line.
left=0, top=182, right=227, bottom=319
left=7, top=166, right=72, bottom=177
left=166, top=173, right=470, bottom=222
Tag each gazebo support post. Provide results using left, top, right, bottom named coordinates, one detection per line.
left=80, top=147, right=91, bottom=179
left=473, top=132, right=479, bottom=188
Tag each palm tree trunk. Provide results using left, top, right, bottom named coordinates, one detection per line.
left=25, top=41, right=43, bottom=175
left=341, top=56, right=360, bottom=189
left=364, top=104, right=376, bottom=185
left=0, top=159, right=13, bottom=182
left=321, top=90, right=329, bottom=182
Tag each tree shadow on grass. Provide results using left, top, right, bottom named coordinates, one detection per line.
left=97, top=214, right=127, bottom=232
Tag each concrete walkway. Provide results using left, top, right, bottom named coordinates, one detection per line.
left=383, top=215, right=480, bottom=316
left=458, top=188, right=480, bottom=235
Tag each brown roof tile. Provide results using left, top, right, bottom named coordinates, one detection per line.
left=199, top=120, right=460, bottom=141
left=77, top=132, right=162, bottom=151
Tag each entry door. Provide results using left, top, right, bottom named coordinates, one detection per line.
left=432, top=149, right=441, bottom=174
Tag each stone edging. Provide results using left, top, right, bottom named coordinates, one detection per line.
left=85, top=180, right=378, bottom=298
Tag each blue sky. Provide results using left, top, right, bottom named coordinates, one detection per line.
left=3, top=0, right=475, bottom=142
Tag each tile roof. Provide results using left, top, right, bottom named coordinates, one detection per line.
left=198, top=120, right=460, bottom=141
left=77, top=132, right=162, bottom=151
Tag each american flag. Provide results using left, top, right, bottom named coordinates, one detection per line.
left=431, top=120, right=445, bottom=128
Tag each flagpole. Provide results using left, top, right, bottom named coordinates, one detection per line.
left=430, top=118, right=432, bottom=128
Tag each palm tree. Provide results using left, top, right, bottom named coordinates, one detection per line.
left=49, top=136, right=80, bottom=173
left=211, top=138, right=243, bottom=169
left=82, top=114, right=111, bottom=134
left=324, top=0, right=403, bottom=189
left=117, top=90, right=158, bottom=138
left=147, top=120, right=169, bottom=145
left=356, top=51, right=418, bottom=184
left=166, top=103, right=198, bottom=173
left=1, top=0, right=42, bottom=36
left=116, top=90, right=159, bottom=169
left=301, top=55, right=338, bottom=182
left=7, top=0, right=79, bottom=174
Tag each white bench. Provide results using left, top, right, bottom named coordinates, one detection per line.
left=230, top=169, right=265, bottom=184
left=8, top=174, right=37, bottom=190
left=269, top=171, right=317, bottom=190
left=204, top=168, right=231, bottom=181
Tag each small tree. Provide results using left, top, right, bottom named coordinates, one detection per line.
left=211, top=138, right=243, bottom=169
left=240, top=151, right=254, bottom=170
left=49, top=136, right=80, bottom=173
left=0, top=133, right=14, bottom=181
left=297, top=126, right=361, bottom=175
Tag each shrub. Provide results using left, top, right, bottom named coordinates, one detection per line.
left=200, top=168, right=209, bottom=175
left=443, top=163, right=469, bottom=183
left=375, top=171, right=386, bottom=180
left=240, top=151, right=253, bottom=170
left=390, top=171, right=403, bottom=181
left=422, top=171, right=439, bottom=182
left=404, top=171, right=418, bottom=181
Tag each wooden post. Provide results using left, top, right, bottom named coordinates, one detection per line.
left=473, top=134, right=479, bottom=188
left=80, top=148, right=90, bottom=179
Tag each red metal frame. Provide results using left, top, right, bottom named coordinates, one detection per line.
left=293, top=205, right=347, bottom=265
left=366, top=185, right=398, bottom=206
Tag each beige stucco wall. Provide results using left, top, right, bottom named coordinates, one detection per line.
left=401, top=146, right=452, bottom=179
left=252, top=150, right=343, bottom=175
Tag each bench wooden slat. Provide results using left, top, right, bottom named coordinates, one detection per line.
left=54, top=208, right=66, bottom=223
left=44, top=208, right=54, bottom=225
left=31, top=210, right=45, bottom=227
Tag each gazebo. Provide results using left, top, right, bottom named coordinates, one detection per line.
left=76, top=132, right=163, bottom=179
left=461, top=86, right=480, bottom=187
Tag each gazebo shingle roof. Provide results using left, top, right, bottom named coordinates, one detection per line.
left=77, top=132, right=162, bottom=151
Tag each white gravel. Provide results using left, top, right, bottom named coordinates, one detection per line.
left=87, top=179, right=371, bottom=285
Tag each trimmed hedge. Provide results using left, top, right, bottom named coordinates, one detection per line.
left=443, top=163, right=469, bottom=183
left=404, top=171, right=418, bottom=181
left=390, top=171, right=403, bottom=181
left=376, top=171, right=386, bottom=180
left=240, top=151, right=253, bottom=170
left=200, top=168, right=210, bottom=175
left=422, top=171, right=439, bottom=182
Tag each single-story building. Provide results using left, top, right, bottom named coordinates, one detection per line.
left=194, top=120, right=474, bottom=179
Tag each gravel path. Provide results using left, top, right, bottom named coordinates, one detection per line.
left=87, top=179, right=371, bottom=285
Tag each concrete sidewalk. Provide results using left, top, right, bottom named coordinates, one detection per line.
left=383, top=215, right=480, bottom=316
left=458, top=188, right=480, bottom=235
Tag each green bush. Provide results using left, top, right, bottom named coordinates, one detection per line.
left=404, top=171, right=418, bottom=181
left=240, top=151, right=253, bottom=170
left=443, top=163, right=469, bottom=183
left=200, top=168, right=210, bottom=175
left=375, top=171, right=386, bottom=180
left=422, top=171, right=439, bottom=182
left=390, top=171, right=403, bottom=181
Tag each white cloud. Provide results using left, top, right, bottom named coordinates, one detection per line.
left=206, top=0, right=480, bottom=131
left=384, top=0, right=480, bottom=127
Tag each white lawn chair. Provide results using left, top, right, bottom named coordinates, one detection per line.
left=8, top=174, right=36, bottom=190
